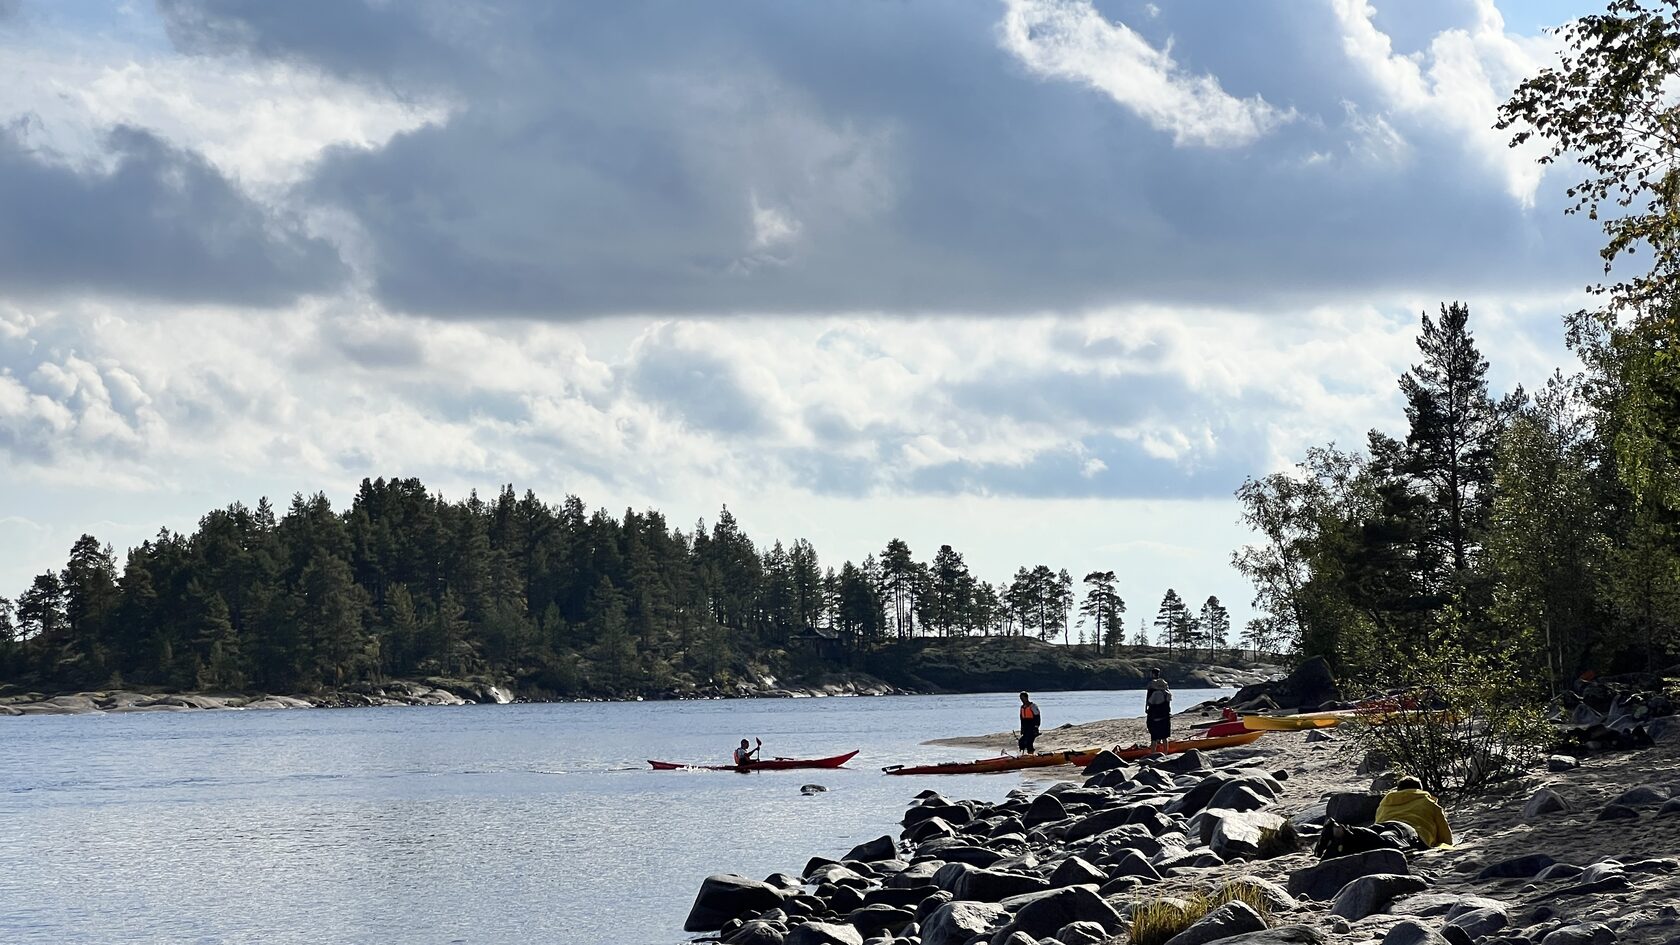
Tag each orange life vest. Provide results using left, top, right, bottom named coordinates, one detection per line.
left=1020, top=704, right=1039, bottom=721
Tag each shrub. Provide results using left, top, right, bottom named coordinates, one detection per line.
left=1128, top=883, right=1273, bottom=945
left=1341, top=643, right=1550, bottom=799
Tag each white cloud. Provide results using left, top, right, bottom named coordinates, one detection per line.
left=998, top=0, right=1292, bottom=148
left=1327, top=0, right=1556, bottom=204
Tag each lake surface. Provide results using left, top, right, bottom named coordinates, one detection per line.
left=0, top=688, right=1230, bottom=945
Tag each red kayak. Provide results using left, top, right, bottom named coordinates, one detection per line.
left=648, top=749, right=860, bottom=772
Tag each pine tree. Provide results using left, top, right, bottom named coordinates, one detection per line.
left=1079, top=571, right=1125, bottom=655
left=1154, top=589, right=1190, bottom=654
left=1200, top=596, right=1231, bottom=658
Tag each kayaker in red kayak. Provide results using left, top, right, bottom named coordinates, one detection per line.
left=1018, top=692, right=1041, bottom=753
left=733, top=738, right=761, bottom=766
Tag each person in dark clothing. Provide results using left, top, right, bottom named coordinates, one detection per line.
left=1145, top=669, right=1172, bottom=752
left=1017, top=692, right=1041, bottom=753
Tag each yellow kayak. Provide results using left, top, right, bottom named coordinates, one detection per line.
left=1241, top=714, right=1342, bottom=731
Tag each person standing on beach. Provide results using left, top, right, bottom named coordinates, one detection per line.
left=1145, top=669, right=1172, bottom=753
left=1017, top=692, right=1041, bottom=753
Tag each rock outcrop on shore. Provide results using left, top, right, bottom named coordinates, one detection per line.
left=0, top=677, right=514, bottom=716
left=684, top=710, right=1680, bottom=945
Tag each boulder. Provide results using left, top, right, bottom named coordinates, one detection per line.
left=954, top=860, right=1041, bottom=894
left=686, top=875, right=788, bottom=932
left=1057, top=920, right=1110, bottom=945
left=785, top=921, right=864, bottom=945
left=886, top=861, right=943, bottom=888
left=1390, top=893, right=1508, bottom=919
left=1210, top=809, right=1289, bottom=861
left=1326, top=792, right=1384, bottom=826
left=1167, top=774, right=1236, bottom=817
left=1048, top=856, right=1108, bottom=888
left=996, top=886, right=1124, bottom=940
left=1207, top=783, right=1272, bottom=814
left=921, top=901, right=1005, bottom=945
left=1064, top=808, right=1136, bottom=843
left=1223, top=877, right=1298, bottom=912
left=1158, top=750, right=1208, bottom=774
left=1024, top=793, right=1067, bottom=828
left=1082, top=750, right=1127, bottom=777
left=845, top=836, right=898, bottom=863
left=1611, top=785, right=1667, bottom=807
left=1659, top=798, right=1680, bottom=816
left=1446, top=906, right=1510, bottom=941
left=861, top=885, right=934, bottom=908
left=725, top=919, right=788, bottom=945
left=1288, top=849, right=1409, bottom=901
left=930, top=844, right=1004, bottom=867
left=1384, top=919, right=1451, bottom=945
left=1596, top=804, right=1639, bottom=822
left=1534, top=863, right=1584, bottom=881
left=1547, top=755, right=1580, bottom=772
left=845, top=905, right=914, bottom=936
left=1106, top=849, right=1163, bottom=881
left=1201, top=928, right=1330, bottom=945
left=1163, top=900, right=1267, bottom=945
left=907, top=817, right=958, bottom=844
left=906, top=802, right=973, bottom=829
left=1229, top=656, right=1341, bottom=709
left=1537, top=924, right=1616, bottom=945
left=1306, top=729, right=1336, bottom=743
left=1521, top=788, right=1571, bottom=820
left=1477, top=854, right=1556, bottom=879
left=1329, top=874, right=1430, bottom=921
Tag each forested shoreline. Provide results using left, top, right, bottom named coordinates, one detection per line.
left=0, top=481, right=1248, bottom=700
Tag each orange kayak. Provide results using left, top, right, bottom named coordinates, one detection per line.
left=1066, top=730, right=1265, bottom=766
left=883, top=731, right=1265, bottom=776
left=882, top=750, right=1092, bottom=776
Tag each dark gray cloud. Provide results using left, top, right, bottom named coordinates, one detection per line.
left=154, top=0, right=1604, bottom=320
left=0, top=123, right=345, bottom=305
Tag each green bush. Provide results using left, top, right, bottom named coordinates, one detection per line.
left=1341, top=643, right=1550, bottom=799
left=1128, top=883, right=1273, bottom=945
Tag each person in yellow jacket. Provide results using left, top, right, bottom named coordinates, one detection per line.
left=1375, top=776, right=1453, bottom=847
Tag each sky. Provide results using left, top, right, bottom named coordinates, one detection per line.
left=0, top=0, right=1607, bottom=635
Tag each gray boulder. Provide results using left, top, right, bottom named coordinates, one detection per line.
left=1207, top=783, right=1272, bottom=814
left=1522, top=788, right=1571, bottom=820
left=1288, top=849, right=1409, bottom=901
left=785, top=921, right=864, bottom=945
left=1057, top=920, right=1109, bottom=945
left=1384, top=920, right=1451, bottom=945
left=906, top=802, right=973, bottom=829
left=1106, top=849, right=1162, bottom=881
left=1446, top=906, right=1510, bottom=941
left=1167, top=774, right=1236, bottom=816
left=921, top=901, right=1005, bottom=945
left=845, top=836, right=898, bottom=863
left=725, top=919, right=788, bottom=945
left=1048, top=856, right=1108, bottom=888
left=1612, top=785, right=1667, bottom=807
left=1222, top=877, right=1297, bottom=912
left=1024, top=793, right=1067, bottom=827
left=1330, top=874, right=1429, bottom=921
left=1547, top=755, right=1580, bottom=772
left=995, top=886, right=1124, bottom=940
left=1082, top=750, right=1127, bottom=776
left=1476, top=854, right=1555, bottom=879
left=1162, top=900, right=1266, bottom=945
left=1064, top=808, right=1136, bottom=843
left=947, top=865, right=1050, bottom=902
left=1534, top=863, right=1584, bottom=881
left=686, top=875, right=788, bottom=932
left=1538, top=923, right=1616, bottom=945
left=845, top=905, right=914, bottom=936
left=1326, top=792, right=1383, bottom=826
left=1158, top=749, right=1208, bottom=774
left=1210, top=809, right=1289, bottom=861
left=1200, top=927, right=1330, bottom=945
left=1596, top=803, right=1638, bottom=822
left=1390, top=893, right=1508, bottom=919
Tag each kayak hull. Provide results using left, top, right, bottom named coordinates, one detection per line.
left=648, top=749, right=860, bottom=771
left=885, top=731, right=1265, bottom=776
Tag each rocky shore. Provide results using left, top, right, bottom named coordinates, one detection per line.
left=681, top=705, right=1680, bottom=945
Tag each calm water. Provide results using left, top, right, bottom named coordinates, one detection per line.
left=0, top=688, right=1230, bottom=945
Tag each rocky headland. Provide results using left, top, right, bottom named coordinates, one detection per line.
left=0, top=639, right=1282, bottom=717
left=680, top=679, right=1680, bottom=945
